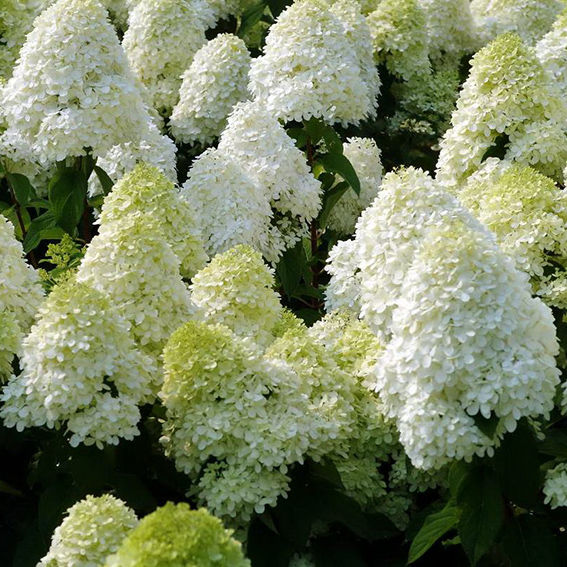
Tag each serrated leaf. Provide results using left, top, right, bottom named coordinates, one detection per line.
left=408, top=503, right=459, bottom=564
left=23, top=211, right=57, bottom=252
left=457, top=467, right=505, bottom=565
left=319, top=181, right=350, bottom=228
left=93, top=165, right=114, bottom=196
left=318, top=153, right=360, bottom=195
left=238, top=0, right=267, bottom=37
left=48, top=168, right=86, bottom=234
left=7, top=173, right=36, bottom=206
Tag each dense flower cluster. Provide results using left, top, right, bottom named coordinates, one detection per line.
left=326, top=137, right=382, bottom=235
left=1, top=279, right=156, bottom=447
left=98, top=163, right=207, bottom=278
left=470, top=0, right=563, bottom=45
left=367, top=0, right=430, bottom=81
left=122, top=0, right=214, bottom=115
left=190, top=245, right=283, bottom=346
left=249, top=0, right=378, bottom=125
left=543, top=463, right=567, bottom=509
left=170, top=34, right=251, bottom=145
left=536, top=8, right=567, bottom=98
left=436, top=33, right=567, bottom=189
left=0, top=215, right=43, bottom=379
left=0, top=0, right=153, bottom=166
left=105, top=503, right=250, bottom=567
left=457, top=160, right=567, bottom=308
left=39, top=495, right=138, bottom=567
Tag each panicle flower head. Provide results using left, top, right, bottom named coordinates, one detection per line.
left=326, top=137, right=382, bottom=235
left=249, top=0, right=378, bottom=126
left=543, top=463, right=567, bottom=509
left=436, top=33, right=567, bottom=189
left=180, top=148, right=275, bottom=261
left=98, top=163, right=208, bottom=278
left=325, top=237, right=363, bottom=314
left=217, top=100, right=322, bottom=254
left=39, top=495, right=138, bottom=567
left=0, top=214, right=43, bottom=379
left=0, top=279, right=156, bottom=447
left=105, top=502, right=250, bottom=567
left=0, top=0, right=154, bottom=165
left=458, top=160, right=567, bottom=308
left=367, top=0, right=431, bottom=81
left=159, top=321, right=319, bottom=522
left=170, top=35, right=251, bottom=145
left=536, top=8, right=567, bottom=98
left=190, top=245, right=283, bottom=346
left=374, top=217, right=560, bottom=470
left=89, top=120, right=177, bottom=196
left=470, top=0, right=563, bottom=45
left=122, top=0, right=214, bottom=115
left=77, top=216, right=194, bottom=360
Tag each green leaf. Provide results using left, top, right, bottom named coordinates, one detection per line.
left=408, top=503, right=460, bottom=564
left=238, top=0, right=267, bottom=37
left=448, top=461, right=470, bottom=498
left=319, top=181, right=350, bottom=228
left=23, top=211, right=57, bottom=252
left=0, top=479, right=24, bottom=497
left=48, top=167, right=86, bottom=234
left=318, top=153, right=360, bottom=195
left=286, top=127, right=308, bottom=149
left=500, top=515, right=560, bottom=567
left=6, top=173, right=36, bottom=206
left=539, top=428, right=567, bottom=459
left=472, top=413, right=500, bottom=439
left=493, top=420, right=540, bottom=507
left=457, top=467, right=505, bottom=565
left=93, top=165, right=114, bottom=196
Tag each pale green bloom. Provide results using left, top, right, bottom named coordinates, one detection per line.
left=544, top=463, right=567, bottom=509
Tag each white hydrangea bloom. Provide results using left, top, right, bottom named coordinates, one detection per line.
left=418, top=0, right=478, bottom=60
left=180, top=148, right=275, bottom=261
left=170, top=35, right=251, bottom=145
left=436, top=33, right=567, bottom=190
left=0, top=214, right=43, bottom=379
left=190, top=245, right=283, bottom=346
left=97, top=163, right=208, bottom=278
left=326, top=137, right=382, bottom=235
left=471, top=0, right=562, bottom=45
left=0, top=0, right=154, bottom=166
left=537, top=9, right=567, bottom=98
left=77, top=217, right=194, bottom=359
left=325, top=237, right=363, bottom=314
left=249, top=0, right=378, bottom=126
left=122, top=0, right=214, bottom=116
left=38, top=495, right=138, bottom=567
left=544, top=463, right=567, bottom=509
left=159, top=321, right=324, bottom=523
left=458, top=160, right=567, bottom=308
left=1, top=280, right=156, bottom=447
left=367, top=0, right=431, bottom=82
left=217, top=100, right=322, bottom=255
left=207, top=0, right=255, bottom=20
left=89, top=121, right=177, bottom=196
left=374, top=217, right=560, bottom=470
left=102, top=0, right=130, bottom=29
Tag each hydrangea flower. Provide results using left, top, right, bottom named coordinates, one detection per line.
left=418, top=0, right=478, bottom=61
left=470, top=0, right=562, bottom=45
left=249, top=0, right=378, bottom=126
left=180, top=148, right=274, bottom=261
left=89, top=121, right=177, bottom=196
left=77, top=216, right=194, bottom=360
left=0, top=214, right=43, bottom=379
left=207, top=0, right=255, bottom=20
left=0, top=0, right=154, bottom=166
left=326, top=137, right=382, bottom=235
left=217, top=100, right=322, bottom=257
left=97, top=163, right=208, bottom=278
left=543, top=463, right=567, bottom=509
left=457, top=160, right=567, bottom=308
left=367, top=0, right=431, bottom=81
left=436, top=33, right=567, bottom=190
left=105, top=503, right=250, bottom=567
left=0, top=0, right=50, bottom=80
left=122, top=0, right=214, bottom=115
left=536, top=8, right=567, bottom=98
left=170, top=35, right=251, bottom=145
left=159, top=321, right=323, bottom=522
left=190, top=245, right=283, bottom=346
left=39, top=495, right=138, bottom=567
left=1, top=279, right=156, bottom=447
left=374, top=217, right=560, bottom=470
